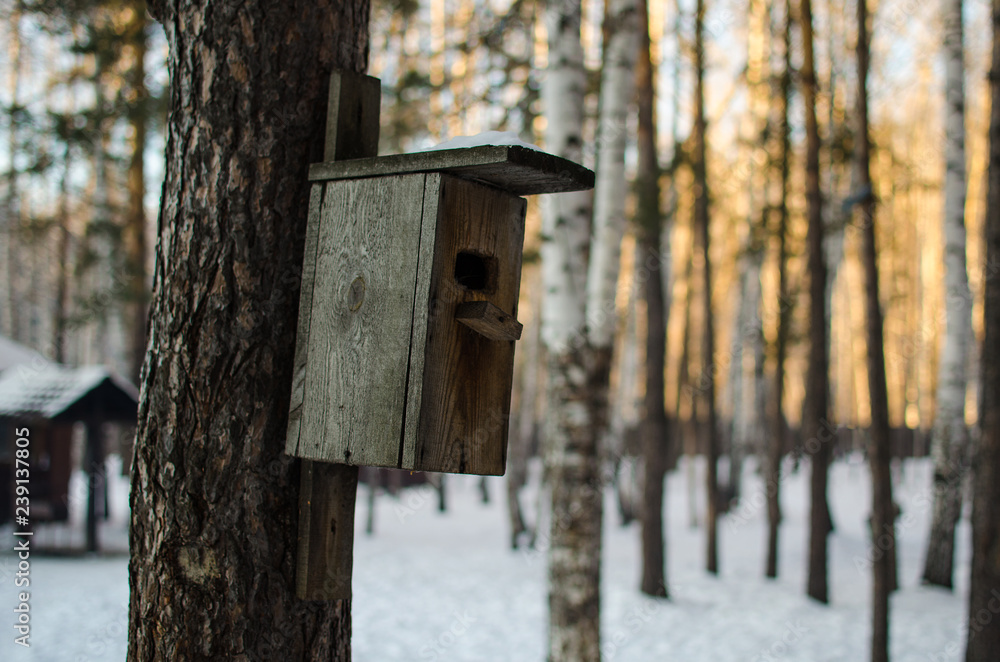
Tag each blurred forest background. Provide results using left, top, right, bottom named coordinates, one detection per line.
left=1, top=0, right=993, bottom=435
left=0, top=0, right=997, bottom=659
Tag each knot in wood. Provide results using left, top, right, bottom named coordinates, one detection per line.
left=348, top=276, right=366, bottom=311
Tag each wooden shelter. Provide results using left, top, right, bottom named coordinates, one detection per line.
left=0, top=363, right=137, bottom=552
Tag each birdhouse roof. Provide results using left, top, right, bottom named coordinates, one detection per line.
left=308, top=145, right=595, bottom=196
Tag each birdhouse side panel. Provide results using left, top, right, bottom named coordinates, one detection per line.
left=405, top=175, right=527, bottom=475
left=296, top=173, right=429, bottom=467
left=286, top=183, right=327, bottom=458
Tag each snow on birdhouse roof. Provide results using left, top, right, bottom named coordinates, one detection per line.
left=0, top=364, right=138, bottom=422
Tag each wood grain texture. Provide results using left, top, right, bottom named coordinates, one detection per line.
left=292, top=70, right=381, bottom=603
left=399, top=173, right=442, bottom=471
left=407, top=175, right=526, bottom=475
left=296, top=461, right=358, bottom=600
left=298, top=173, right=428, bottom=467
left=286, top=182, right=326, bottom=457
left=455, top=300, right=523, bottom=341
left=309, top=145, right=595, bottom=195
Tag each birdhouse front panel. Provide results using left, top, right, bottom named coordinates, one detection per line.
left=403, top=175, right=526, bottom=475
left=286, top=146, right=594, bottom=476
left=292, top=173, right=429, bottom=467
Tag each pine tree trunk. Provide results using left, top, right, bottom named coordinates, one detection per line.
left=636, top=0, right=668, bottom=598
left=693, top=0, right=720, bottom=576
left=125, top=2, right=150, bottom=384
left=799, top=0, right=832, bottom=605
left=922, top=0, right=972, bottom=591
left=965, top=1, right=1000, bottom=658
left=53, top=147, right=72, bottom=364
left=765, top=0, right=791, bottom=576
left=855, top=2, right=894, bottom=660
left=764, top=0, right=792, bottom=578
left=541, top=0, right=601, bottom=657
left=127, top=1, right=370, bottom=659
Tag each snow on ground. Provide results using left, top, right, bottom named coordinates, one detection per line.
left=1, top=455, right=972, bottom=661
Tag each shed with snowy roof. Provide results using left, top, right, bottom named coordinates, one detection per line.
left=0, top=363, right=137, bottom=552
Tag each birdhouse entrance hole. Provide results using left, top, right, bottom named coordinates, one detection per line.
left=454, top=251, right=492, bottom=291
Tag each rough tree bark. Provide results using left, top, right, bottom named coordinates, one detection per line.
left=635, top=0, right=668, bottom=599
left=127, top=1, right=370, bottom=659
left=965, top=1, right=1000, bottom=659
left=855, top=1, right=895, bottom=660
left=693, top=0, right=720, bottom=576
left=541, top=0, right=600, bottom=657
left=922, top=0, right=973, bottom=591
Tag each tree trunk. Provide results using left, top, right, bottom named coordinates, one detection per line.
left=127, top=1, right=370, bottom=659
left=587, top=0, right=638, bottom=528
left=798, top=0, right=832, bottom=605
left=507, top=277, right=540, bottom=549
left=765, top=0, right=792, bottom=581
left=541, top=0, right=600, bottom=656
left=125, top=2, right=150, bottom=384
left=693, top=0, right=720, bottom=577
left=53, top=145, right=72, bottom=364
left=855, top=1, right=895, bottom=660
left=3, top=0, right=24, bottom=342
left=636, top=0, right=668, bottom=599
left=923, top=0, right=972, bottom=591
left=965, top=1, right=1000, bottom=658
left=677, top=245, right=698, bottom=530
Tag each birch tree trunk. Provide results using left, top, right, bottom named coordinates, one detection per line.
left=799, top=0, right=833, bottom=605
left=127, top=1, right=370, bottom=658
left=922, top=0, right=973, bottom=591
left=587, top=0, right=638, bottom=456
left=965, top=1, right=1000, bottom=658
left=694, top=0, right=721, bottom=576
left=635, top=0, right=668, bottom=598
left=855, top=2, right=895, bottom=659
left=541, top=0, right=600, bottom=656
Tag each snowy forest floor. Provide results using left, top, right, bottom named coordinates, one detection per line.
left=0, top=454, right=971, bottom=661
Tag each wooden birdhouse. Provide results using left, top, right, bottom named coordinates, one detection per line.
left=285, top=145, right=593, bottom=476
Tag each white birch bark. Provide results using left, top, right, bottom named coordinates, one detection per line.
left=541, top=0, right=600, bottom=658
left=586, top=0, right=638, bottom=349
left=922, top=0, right=972, bottom=589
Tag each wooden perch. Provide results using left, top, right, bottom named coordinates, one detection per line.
left=455, top=301, right=523, bottom=341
